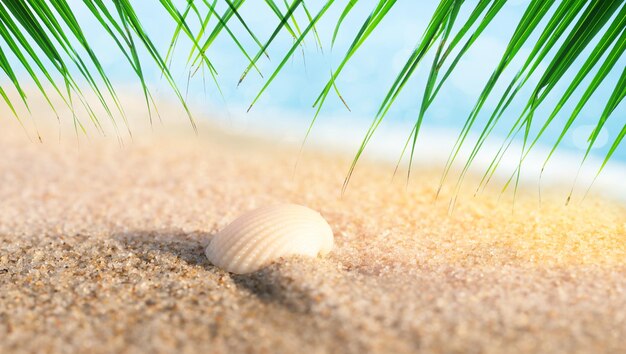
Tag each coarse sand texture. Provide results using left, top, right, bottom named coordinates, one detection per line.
left=0, top=115, right=625, bottom=354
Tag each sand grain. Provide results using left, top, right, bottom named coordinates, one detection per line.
left=0, top=117, right=625, bottom=354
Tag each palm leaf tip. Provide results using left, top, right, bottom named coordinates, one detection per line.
left=0, top=0, right=623, bottom=200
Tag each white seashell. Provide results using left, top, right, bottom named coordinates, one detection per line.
left=206, top=204, right=334, bottom=274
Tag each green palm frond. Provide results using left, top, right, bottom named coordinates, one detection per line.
left=0, top=0, right=624, bottom=197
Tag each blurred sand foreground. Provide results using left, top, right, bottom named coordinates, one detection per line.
left=0, top=102, right=625, bottom=354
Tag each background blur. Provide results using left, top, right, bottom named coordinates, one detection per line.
left=4, top=0, right=626, bottom=197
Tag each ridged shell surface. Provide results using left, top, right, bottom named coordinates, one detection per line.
left=206, top=204, right=334, bottom=274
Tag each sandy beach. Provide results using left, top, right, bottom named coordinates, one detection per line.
left=0, top=108, right=625, bottom=353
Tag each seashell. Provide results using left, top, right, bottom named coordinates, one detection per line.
left=206, top=204, right=334, bottom=274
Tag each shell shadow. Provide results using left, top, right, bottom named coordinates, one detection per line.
left=230, top=265, right=316, bottom=314
left=113, top=230, right=213, bottom=268
left=113, top=230, right=316, bottom=313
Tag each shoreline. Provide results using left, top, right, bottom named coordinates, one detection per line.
left=212, top=106, right=626, bottom=205
left=3, top=86, right=625, bottom=204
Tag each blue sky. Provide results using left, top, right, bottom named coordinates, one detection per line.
left=14, top=1, right=626, bottom=168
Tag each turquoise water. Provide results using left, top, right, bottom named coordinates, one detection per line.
left=14, top=2, right=626, bottom=165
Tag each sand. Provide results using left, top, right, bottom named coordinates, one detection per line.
left=0, top=112, right=625, bottom=354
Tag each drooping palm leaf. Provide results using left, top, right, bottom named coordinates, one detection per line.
left=238, top=0, right=303, bottom=85
left=481, top=0, right=625, bottom=203
left=0, top=0, right=623, bottom=200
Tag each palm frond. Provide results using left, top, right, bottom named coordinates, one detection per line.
left=0, top=0, right=624, bottom=199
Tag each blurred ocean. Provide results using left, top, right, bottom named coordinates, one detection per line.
left=119, top=1, right=623, bottom=165
left=4, top=1, right=625, bottom=199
